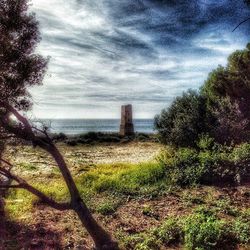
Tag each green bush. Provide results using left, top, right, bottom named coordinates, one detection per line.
left=157, top=139, right=250, bottom=186
left=156, top=43, right=250, bottom=146
left=201, top=43, right=250, bottom=144
left=96, top=201, right=118, bottom=215
left=155, top=90, right=212, bottom=147
left=184, top=209, right=235, bottom=249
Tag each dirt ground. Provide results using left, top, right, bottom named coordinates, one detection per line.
left=1, top=185, right=249, bottom=249
left=1, top=142, right=250, bottom=249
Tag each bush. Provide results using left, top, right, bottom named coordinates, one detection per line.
left=155, top=90, right=212, bottom=147
left=96, top=201, right=118, bottom=215
left=66, top=139, right=78, bottom=146
left=52, top=132, right=67, bottom=141
left=156, top=43, right=250, bottom=146
left=157, top=139, right=250, bottom=186
left=184, top=209, right=235, bottom=249
left=77, top=132, right=122, bottom=143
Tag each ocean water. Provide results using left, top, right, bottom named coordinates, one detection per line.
left=39, top=119, right=155, bottom=135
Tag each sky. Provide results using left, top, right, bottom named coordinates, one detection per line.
left=29, top=0, right=250, bottom=119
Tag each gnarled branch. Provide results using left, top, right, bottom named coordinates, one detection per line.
left=0, top=159, right=71, bottom=211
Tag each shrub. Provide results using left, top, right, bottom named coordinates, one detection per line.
left=96, top=201, right=118, bottom=215
left=154, top=217, right=183, bottom=245
left=155, top=90, right=212, bottom=147
left=66, top=139, right=78, bottom=146
left=157, top=140, right=250, bottom=186
left=201, top=43, right=250, bottom=144
left=184, top=209, right=235, bottom=249
left=52, top=132, right=67, bottom=141
left=78, top=132, right=122, bottom=143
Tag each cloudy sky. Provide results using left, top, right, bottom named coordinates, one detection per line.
left=29, top=0, right=250, bottom=119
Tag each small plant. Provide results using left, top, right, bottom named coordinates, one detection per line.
left=157, top=141, right=250, bottom=186
left=96, top=201, right=118, bottom=215
left=184, top=209, right=235, bottom=250
left=233, top=209, right=250, bottom=244
left=142, top=205, right=155, bottom=217
left=154, top=216, right=183, bottom=245
left=214, top=198, right=240, bottom=217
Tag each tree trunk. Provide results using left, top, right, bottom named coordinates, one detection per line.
left=45, top=145, right=118, bottom=250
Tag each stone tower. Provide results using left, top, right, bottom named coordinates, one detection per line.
left=120, top=104, right=134, bottom=136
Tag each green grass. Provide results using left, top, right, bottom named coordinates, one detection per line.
left=5, top=162, right=166, bottom=218
left=77, top=162, right=167, bottom=196
left=95, top=199, right=121, bottom=215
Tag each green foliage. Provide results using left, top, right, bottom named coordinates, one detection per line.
left=96, top=200, right=118, bottom=215
left=202, top=44, right=250, bottom=103
left=156, top=43, right=250, bottom=146
left=118, top=208, right=250, bottom=249
left=184, top=209, right=234, bottom=250
left=197, top=134, right=215, bottom=150
left=233, top=209, right=250, bottom=244
left=154, top=217, right=183, bottom=245
left=213, top=198, right=240, bottom=217
left=155, top=90, right=211, bottom=147
left=117, top=216, right=183, bottom=250
left=201, top=43, right=250, bottom=144
left=157, top=139, right=250, bottom=186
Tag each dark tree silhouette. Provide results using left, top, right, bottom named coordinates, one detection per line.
left=0, top=1, right=118, bottom=249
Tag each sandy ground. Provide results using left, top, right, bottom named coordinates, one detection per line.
left=5, top=142, right=163, bottom=177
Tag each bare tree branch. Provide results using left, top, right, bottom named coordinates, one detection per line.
left=0, top=160, right=71, bottom=211
left=232, top=17, right=250, bottom=32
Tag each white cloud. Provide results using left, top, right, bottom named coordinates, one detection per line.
left=28, top=0, right=250, bottom=118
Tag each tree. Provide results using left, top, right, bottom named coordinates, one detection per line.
left=155, top=90, right=211, bottom=147
left=0, top=1, right=118, bottom=249
left=202, top=43, right=250, bottom=143
left=211, top=98, right=250, bottom=144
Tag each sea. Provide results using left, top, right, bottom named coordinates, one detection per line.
left=38, top=119, right=155, bottom=135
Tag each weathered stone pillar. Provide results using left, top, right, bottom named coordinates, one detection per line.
left=120, top=104, right=134, bottom=136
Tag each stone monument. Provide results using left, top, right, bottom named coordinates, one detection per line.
left=120, top=104, right=134, bottom=136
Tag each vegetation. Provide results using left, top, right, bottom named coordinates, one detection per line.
left=0, top=1, right=117, bottom=249
left=155, top=43, right=250, bottom=146
left=61, top=132, right=156, bottom=146
left=157, top=136, right=250, bottom=186
left=118, top=207, right=250, bottom=250
left=2, top=142, right=250, bottom=249
left=0, top=1, right=249, bottom=249
left=154, top=90, right=210, bottom=147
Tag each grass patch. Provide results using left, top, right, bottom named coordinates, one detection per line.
left=5, top=180, right=69, bottom=219
left=77, top=162, right=167, bottom=196
left=95, top=199, right=120, bottom=215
